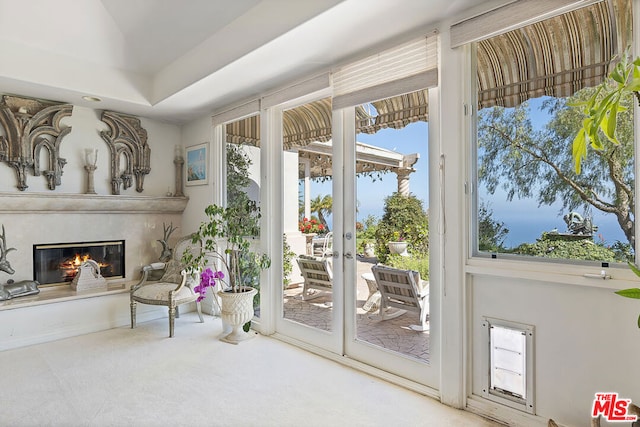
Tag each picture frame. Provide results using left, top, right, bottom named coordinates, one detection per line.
left=185, top=142, right=209, bottom=186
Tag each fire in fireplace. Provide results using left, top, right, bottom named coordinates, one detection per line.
left=33, top=240, right=125, bottom=287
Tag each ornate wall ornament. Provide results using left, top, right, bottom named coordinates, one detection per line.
left=99, top=111, right=151, bottom=195
left=0, top=95, right=73, bottom=191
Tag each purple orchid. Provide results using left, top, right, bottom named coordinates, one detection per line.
left=194, top=267, right=224, bottom=302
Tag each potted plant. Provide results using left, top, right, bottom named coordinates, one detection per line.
left=572, top=50, right=640, bottom=173
left=387, top=232, right=409, bottom=256
left=570, top=50, right=640, bottom=328
left=183, top=203, right=270, bottom=344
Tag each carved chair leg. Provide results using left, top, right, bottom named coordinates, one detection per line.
left=130, top=300, right=137, bottom=329
left=175, top=305, right=180, bottom=319
left=168, top=306, right=176, bottom=338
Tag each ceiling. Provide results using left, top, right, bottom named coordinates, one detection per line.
left=0, top=0, right=500, bottom=124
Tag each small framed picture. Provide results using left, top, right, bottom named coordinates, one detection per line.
left=185, top=142, right=208, bottom=186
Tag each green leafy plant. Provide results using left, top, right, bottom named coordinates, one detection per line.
left=619, top=263, right=640, bottom=328
left=374, top=192, right=429, bottom=263
left=386, top=253, right=429, bottom=280
left=282, top=233, right=295, bottom=287
left=182, top=204, right=271, bottom=293
left=183, top=143, right=270, bottom=294
left=572, top=50, right=640, bottom=173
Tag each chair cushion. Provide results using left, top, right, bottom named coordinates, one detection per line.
left=132, top=282, right=196, bottom=304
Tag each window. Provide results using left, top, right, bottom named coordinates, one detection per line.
left=474, top=0, right=634, bottom=264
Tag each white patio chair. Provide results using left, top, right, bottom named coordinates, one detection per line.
left=371, top=264, right=429, bottom=332
left=313, top=231, right=333, bottom=258
left=296, top=254, right=333, bottom=301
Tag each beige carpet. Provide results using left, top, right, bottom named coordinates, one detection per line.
left=0, top=312, right=500, bottom=426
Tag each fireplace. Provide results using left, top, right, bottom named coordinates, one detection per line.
left=33, top=240, right=125, bottom=287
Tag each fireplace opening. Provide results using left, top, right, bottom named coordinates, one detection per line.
left=33, top=240, right=125, bottom=287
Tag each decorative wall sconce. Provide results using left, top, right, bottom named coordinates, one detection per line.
left=99, top=111, right=150, bottom=195
left=0, top=95, right=73, bottom=191
left=84, top=148, right=98, bottom=194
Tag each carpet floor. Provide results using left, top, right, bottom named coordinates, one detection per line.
left=0, top=312, right=500, bottom=427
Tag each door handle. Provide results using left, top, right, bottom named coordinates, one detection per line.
left=344, top=252, right=353, bottom=259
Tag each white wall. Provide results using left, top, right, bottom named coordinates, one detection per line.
left=180, top=115, right=214, bottom=234
left=470, top=275, right=640, bottom=425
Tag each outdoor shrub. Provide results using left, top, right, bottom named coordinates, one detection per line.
left=512, top=233, right=617, bottom=261
left=374, top=192, right=429, bottom=263
left=282, top=233, right=296, bottom=287
left=386, top=254, right=429, bottom=280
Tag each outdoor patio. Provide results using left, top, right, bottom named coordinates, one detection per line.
left=283, top=256, right=430, bottom=361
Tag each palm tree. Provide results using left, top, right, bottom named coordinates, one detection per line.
left=310, top=194, right=332, bottom=231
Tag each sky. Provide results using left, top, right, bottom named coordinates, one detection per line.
left=302, top=98, right=630, bottom=249
left=304, top=121, right=429, bottom=229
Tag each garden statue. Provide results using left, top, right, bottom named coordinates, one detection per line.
left=563, top=212, right=598, bottom=236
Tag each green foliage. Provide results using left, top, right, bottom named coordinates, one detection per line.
left=374, top=193, right=429, bottom=263
left=183, top=204, right=271, bottom=293
left=572, top=51, right=640, bottom=173
left=478, top=86, right=635, bottom=246
left=282, top=234, right=295, bottom=287
left=386, top=254, right=429, bottom=280
left=356, top=214, right=379, bottom=253
left=309, top=194, right=333, bottom=231
left=620, top=262, right=640, bottom=328
left=183, top=143, right=270, bottom=296
left=226, top=143, right=253, bottom=217
left=478, top=203, right=509, bottom=252
left=511, top=233, right=616, bottom=261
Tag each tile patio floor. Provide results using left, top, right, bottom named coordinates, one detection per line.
left=282, top=256, right=430, bottom=361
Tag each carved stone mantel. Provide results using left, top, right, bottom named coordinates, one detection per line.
left=0, top=193, right=188, bottom=213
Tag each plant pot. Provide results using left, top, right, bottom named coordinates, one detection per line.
left=387, top=241, right=409, bottom=256
left=218, top=286, right=257, bottom=344
left=363, top=243, right=375, bottom=258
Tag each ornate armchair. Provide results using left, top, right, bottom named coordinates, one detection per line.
left=130, top=235, right=204, bottom=337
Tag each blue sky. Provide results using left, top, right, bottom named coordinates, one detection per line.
left=304, top=121, right=429, bottom=229
left=302, top=99, right=629, bottom=248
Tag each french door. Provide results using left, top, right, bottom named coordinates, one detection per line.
left=274, top=88, right=438, bottom=390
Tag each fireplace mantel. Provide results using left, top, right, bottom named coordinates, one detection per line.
left=0, top=193, right=189, bottom=213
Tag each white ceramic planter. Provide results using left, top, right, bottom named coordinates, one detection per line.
left=218, top=286, right=257, bottom=344
left=387, top=241, right=409, bottom=256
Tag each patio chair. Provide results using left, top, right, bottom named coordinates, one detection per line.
left=313, top=231, right=333, bottom=258
left=130, top=235, right=204, bottom=337
left=296, top=254, right=333, bottom=300
left=371, top=264, right=429, bottom=332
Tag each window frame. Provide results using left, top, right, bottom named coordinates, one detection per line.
left=466, top=1, right=639, bottom=285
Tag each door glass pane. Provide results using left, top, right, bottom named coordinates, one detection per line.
left=225, top=115, right=262, bottom=317
left=354, top=90, right=430, bottom=362
left=282, top=98, right=334, bottom=331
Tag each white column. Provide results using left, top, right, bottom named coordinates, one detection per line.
left=302, top=158, right=311, bottom=219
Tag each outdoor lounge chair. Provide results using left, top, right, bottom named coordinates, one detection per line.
left=371, top=264, right=429, bottom=332
left=296, top=254, right=333, bottom=301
